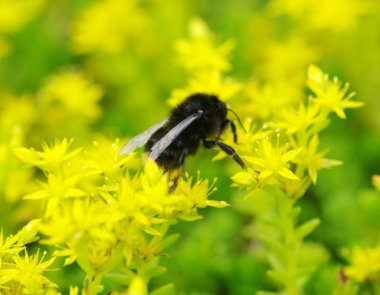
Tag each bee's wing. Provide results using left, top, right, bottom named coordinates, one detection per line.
left=119, top=118, right=169, bottom=155
left=149, top=110, right=203, bottom=161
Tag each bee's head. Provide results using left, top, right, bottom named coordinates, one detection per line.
left=207, top=95, right=227, bottom=118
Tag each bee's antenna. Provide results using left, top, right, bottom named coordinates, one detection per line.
left=228, top=108, right=247, bottom=133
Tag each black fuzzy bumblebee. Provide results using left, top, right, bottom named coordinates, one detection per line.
left=119, top=93, right=246, bottom=176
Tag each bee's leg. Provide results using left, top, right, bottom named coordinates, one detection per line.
left=219, top=119, right=237, bottom=143
left=203, top=139, right=246, bottom=169
left=229, top=120, right=238, bottom=143
left=168, top=177, right=179, bottom=194
left=168, top=167, right=182, bottom=193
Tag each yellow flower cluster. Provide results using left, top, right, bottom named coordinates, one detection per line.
left=0, top=69, right=102, bottom=210
left=307, top=65, right=364, bottom=119
left=165, top=19, right=363, bottom=295
left=268, top=0, right=370, bottom=32
left=174, top=17, right=235, bottom=73
left=0, top=0, right=45, bottom=59
left=0, top=94, right=36, bottom=204
left=71, top=0, right=148, bottom=54
left=168, top=18, right=241, bottom=106
left=345, top=240, right=380, bottom=282
left=0, top=220, right=57, bottom=294
left=8, top=138, right=226, bottom=294
left=226, top=65, right=360, bottom=193
left=38, top=69, right=103, bottom=121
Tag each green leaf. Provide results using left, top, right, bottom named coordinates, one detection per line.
left=75, top=244, right=94, bottom=277
left=296, top=265, right=317, bottom=278
left=142, top=266, right=167, bottom=281
left=150, top=284, right=175, bottom=295
left=138, top=259, right=167, bottom=281
left=104, top=271, right=134, bottom=286
left=268, top=254, right=284, bottom=271
left=257, top=233, right=284, bottom=256
left=267, top=269, right=286, bottom=285
left=160, top=233, right=180, bottom=251
left=296, top=218, right=320, bottom=240
left=291, top=206, right=301, bottom=219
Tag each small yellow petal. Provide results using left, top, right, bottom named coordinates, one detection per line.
left=127, top=276, right=147, bottom=295
left=341, top=100, right=364, bottom=108
left=278, top=168, right=299, bottom=180
left=259, top=169, right=274, bottom=180
left=283, top=148, right=303, bottom=163
left=231, top=171, right=254, bottom=186
left=24, top=190, right=48, bottom=200
left=244, top=156, right=266, bottom=167
left=206, top=200, right=229, bottom=208
left=308, top=168, right=318, bottom=184
left=333, top=107, right=346, bottom=119
left=13, top=147, right=43, bottom=166
left=372, top=175, right=380, bottom=191
left=65, top=188, right=87, bottom=197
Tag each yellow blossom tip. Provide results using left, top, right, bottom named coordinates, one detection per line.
left=372, top=175, right=380, bottom=191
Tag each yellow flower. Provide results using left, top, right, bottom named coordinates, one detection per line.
left=0, top=94, right=36, bottom=133
left=212, top=118, right=271, bottom=162
left=271, top=103, right=319, bottom=135
left=2, top=249, right=57, bottom=294
left=307, top=65, right=364, bottom=119
left=40, top=200, right=116, bottom=246
left=245, top=135, right=302, bottom=181
left=0, top=0, right=46, bottom=59
left=25, top=173, right=87, bottom=211
left=232, top=134, right=303, bottom=197
left=14, top=219, right=41, bottom=246
left=71, top=0, right=147, bottom=54
left=344, top=241, right=380, bottom=282
left=0, top=94, right=37, bottom=201
left=167, top=70, right=241, bottom=107
left=268, top=0, right=370, bottom=32
left=176, top=173, right=227, bottom=212
left=69, top=286, right=79, bottom=295
left=372, top=175, right=380, bottom=191
left=174, top=17, right=235, bottom=73
left=293, top=135, right=342, bottom=183
left=169, top=17, right=240, bottom=107
left=231, top=169, right=257, bottom=188
left=0, top=36, right=11, bottom=59
left=38, top=69, right=103, bottom=120
left=13, top=138, right=81, bottom=172
left=85, top=137, right=137, bottom=180
left=0, top=0, right=45, bottom=34
left=237, top=80, right=300, bottom=121
left=126, top=276, right=147, bottom=295
left=0, top=230, right=24, bottom=267
left=256, top=37, right=319, bottom=87
left=14, top=139, right=87, bottom=215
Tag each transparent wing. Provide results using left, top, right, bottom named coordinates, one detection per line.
left=149, top=110, right=203, bottom=161
left=119, top=118, right=169, bottom=155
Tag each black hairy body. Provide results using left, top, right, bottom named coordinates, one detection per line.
left=144, top=93, right=246, bottom=171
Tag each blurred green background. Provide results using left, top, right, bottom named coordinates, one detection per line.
left=1, top=0, right=380, bottom=294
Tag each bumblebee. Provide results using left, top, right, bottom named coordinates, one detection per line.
left=120, top=93, right=246, bottom=177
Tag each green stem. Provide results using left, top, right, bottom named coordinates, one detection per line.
left=277, top=192, right=299, bottom=295
left=85, top=273, right=104, bottom=295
